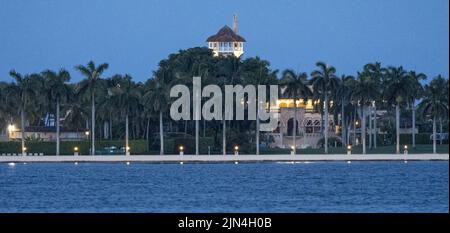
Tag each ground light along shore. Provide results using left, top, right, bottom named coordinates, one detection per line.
left=1, top=153, right=448, bottom=163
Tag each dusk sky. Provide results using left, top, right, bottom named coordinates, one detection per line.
left=0, top=0, right=448, bottom=83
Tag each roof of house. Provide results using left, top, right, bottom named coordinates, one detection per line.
left=206, top=25, right=246, bottom=42
left=24, top=126, right=87, bottom=133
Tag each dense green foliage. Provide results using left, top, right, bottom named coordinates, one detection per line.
left=0, top=47, right=448, bottom=155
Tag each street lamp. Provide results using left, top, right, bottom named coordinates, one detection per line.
left=290, top=146, right=295, bottom=155
left=126, top=146, right=131, bottom=156
left=347, top=145, right=352, bottom=155
left=74, top=146, right=79, bottom=156
left=22, top=146, right=27, bottom=156
left=234, top=145, right=239, bottom=155
left=179, top=145, right=184, bottom=156
left=403, top=145, right=408, bottom=155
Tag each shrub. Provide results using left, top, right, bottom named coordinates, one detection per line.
left=316, top=137, right=342, bottom=148
left=0, top=140, right=148, bottom=155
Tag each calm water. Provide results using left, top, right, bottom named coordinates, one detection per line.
left=0, top=161, right=448, bottom=212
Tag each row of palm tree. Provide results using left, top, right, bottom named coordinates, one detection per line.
left=1, top=47, right=448, bottom=156
left=280, top=62, right=448, bottom=155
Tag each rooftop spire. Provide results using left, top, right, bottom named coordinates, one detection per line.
left=233, top=14, right=238, bottom=33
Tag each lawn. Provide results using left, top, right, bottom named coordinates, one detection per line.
left=260, top=144, right=449, bottom=155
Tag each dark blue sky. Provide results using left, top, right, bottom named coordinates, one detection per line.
left=0, top=0, right=448, bottom=83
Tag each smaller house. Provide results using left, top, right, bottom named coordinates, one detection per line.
left=8, top=126, right=87, bottom=141
left=206, top=15, right=246, bottom=57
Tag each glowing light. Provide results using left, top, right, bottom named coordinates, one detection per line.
left=7, top=124, right=16, bottom=132
left=347, top=145, right=352, bottom=150
left=85, top=131, right=90, bottom=136
left=404, top=145, right=408, bottom=150
left=234, top=145, right=239, bottom=151
left=23, top=147, right=27, bottom=151
left=74, top=147, right=79, bottom=152
left=126, top=146, right=130, bottom=151
left=179, top=146, right=184, bottom=151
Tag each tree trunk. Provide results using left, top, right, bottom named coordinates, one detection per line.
left=103, top=121, right=107, bottom=139
left=195, top=119, right=199, bottom=155
left=353, top=107, right=357, bottom=145
left=146, top=117, right=150, bottom=152
left=91, top=92, right=95, bottom=155
left=324, top=94, right=329, bottom=153
left=159, top=111, right=164, bottom=155
left=125, top=113, right=129, bottom=156
left=21, top=107, right=25, bottom=156
left=203, top=119, right=206, bottom=137
left=293, top=100, right=297, bottom=154
left=433, top=116, right=437, bottom=154
left=222, top=119, right=226, bottom=155
left=361, top=106, right=366, bottom=154
left=146, top=117, right=150, bottom=140
left=373, top=103, right=377, bottom=149
left=56, top=98, right=60, bottom=156
left=109, top=112, right=113, bottom=140
left=341, top=98, right=346, bottom=147
left=395, top=104, right=400, bottom=154
left=412, top=102, right=416, bottom=148
left=368, top=105, right=372, bottom=149
left=439, top=118, right=443, bottom=145
left=347, top=123, right=351, bottom=146
left=256, top=108, right=260, bottom=155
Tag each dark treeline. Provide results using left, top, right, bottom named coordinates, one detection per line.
left=0, top=47, right=448, bottom=155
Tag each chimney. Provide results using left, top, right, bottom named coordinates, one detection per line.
left=233, top=14, right=238, bottom=33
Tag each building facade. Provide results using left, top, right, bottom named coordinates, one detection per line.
left=206, top=15, right=245, bottom=57
left=207, top=16, right=335, bottom=149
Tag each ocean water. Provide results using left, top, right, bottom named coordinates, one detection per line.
left=0, top=161, right=448, bottom=212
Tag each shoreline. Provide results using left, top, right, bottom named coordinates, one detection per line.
left=0, top=153, right=448, bottom=163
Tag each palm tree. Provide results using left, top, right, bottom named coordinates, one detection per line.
left=240, top=57, right=278, bottom=155
left=64, top=84, right=90, bottom=132
left=75, top=61, right=109, bottom=155
left=215, top=56, right=242, bottom=155
left=280, top=70, right=312, bottom=154
left=351, top=72, right=380, bottom=154
left=310, top=62, right=339, bottom=153
left=142, top=77, right=169, bottom=155
left=42, top=69, right=71, bottom=156
left=108, top=74, right=141, bottom=156
left=363, top=62, right=383, bottom=148
left=334, top=75, right=355, bottom=147
left=6, top=71, right=40, bottom=156
left=169, top=47, right=216, bottom=155
left=383, top=66, right=411, bottom=154
left=419, top=75, right=448, bottom=153
left=406, top=71, right=426, bottom=148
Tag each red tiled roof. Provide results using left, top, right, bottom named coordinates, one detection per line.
left=206, top=25, right=246, bottom=42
